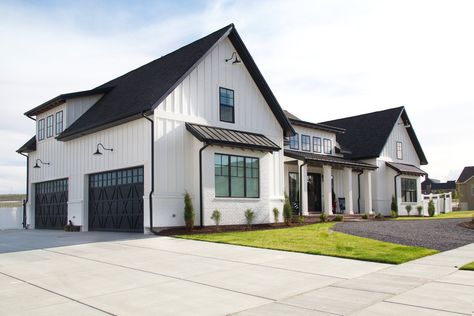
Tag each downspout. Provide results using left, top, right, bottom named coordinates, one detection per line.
left=299, top=161, right=308, bottom=216
left=19, top=152, right=29, bottom=229
left=141, top=112, right=159, bottom=235
left=199, top=143, right=209, bottom=227
left=357, top=170, right=363, bottom=214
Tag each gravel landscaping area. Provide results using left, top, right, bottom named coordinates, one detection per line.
left=333, top=218, right=474, bottom=251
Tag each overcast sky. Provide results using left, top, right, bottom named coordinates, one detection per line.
left=1, top=0, right=473, bottom=194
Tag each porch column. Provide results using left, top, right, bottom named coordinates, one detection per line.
left=363, top=170, right=373, bottom=215
left=343, top=167, right=354, bottom=214
left=298, top=160, right=308, bottom=215
left=323, top=165, right=333, bottom=215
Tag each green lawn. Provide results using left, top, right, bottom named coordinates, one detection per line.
left=460, top=261, right=474, bottom=271
left=392, top=210, right=474, bottom=220
left=177, top=223, right=438, bottom=264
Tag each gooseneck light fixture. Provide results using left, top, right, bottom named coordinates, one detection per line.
left=33, top=159, right=50, bottom=169
left=93, top=143, right=113, bottom=156
left=225, top=52, right=241, bottom=64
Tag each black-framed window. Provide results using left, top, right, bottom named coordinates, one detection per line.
left=289, top=133, right=299, bottom=150
left=396, top=141, right=403, bottom=160
left=219, top=87, right=234, bottom=123
left=288, top=172, right=299, bottom=209
left=323, top=138, right=332, bottom=154
left=46, top=115, right=54, bottom=138
left=313, top=137, right=322, bottom=153
left=55, top=111, right=63, bottom=135
left=215, top=153, right=259, bottom=198
left=401, top=178, right=417, bottom=202
left=301, top=135, right=310, bottom=151
left=38, top=119, right=45, bottom=141
left=90, top=167, right=144, bottom=188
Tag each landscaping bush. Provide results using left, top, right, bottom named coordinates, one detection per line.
left=319, top=212, right=328, bottom=222
left=272, top=207, right=279, bottom=224
left=391, top=210, right=398, bottom=218
left=362, top=213, right=368, bottom=220
left=283, top=197, right=293, bottom=226
left=391, top=195, right=398, bottom=217
left=428, top=199, right=435, bottom=217
left=375, top=212, right=384, bottom=220
left=417, top=205, right=423, bottom=217
left=333, top=215, right=344, bottom=222
left=244, top=209, right=255, bottom=229
left=184, top=192, right=195, bottom=232
left=210, top=209, right=221, bottom=230
left=405, top=204, right=412, bottom=216
left=298, top=215, right=305, bottom=224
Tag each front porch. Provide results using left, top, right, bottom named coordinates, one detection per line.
left=284, top=150, right=377, bottom=215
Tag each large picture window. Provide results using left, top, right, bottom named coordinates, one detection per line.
left=313, top=137, right=321, bottom=153
left=46, top=115, right=54, bottom=138
left=55, top=111, right=63, bottom=135
left=38, top=119, right=45, bottom=141
left=219, top=87, right=234, bottom=123
left=323, top=138, right=332, bottom=154
left=301, top=135, right=310, bottom=151
left=289, top=133, right=299, bottom=150
left=401, top=178, right=417, bottom=202
left=215, top=154, right=259, bottom=198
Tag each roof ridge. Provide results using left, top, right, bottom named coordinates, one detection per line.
left=322, top=106, right=405, bottom=123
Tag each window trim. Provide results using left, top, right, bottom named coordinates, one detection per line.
left=55, top=111, right=63, bottom=135
left=289, top=133, right=299, bottom=150
left=38, top=119, right=45, bottom=141
left=301, top=135, right=311, bottom=152
left=46, top=115, right=54, bottom=138
left=401, top=177, right=417, bottom=202
left=313, top=136, right=322, bottom=153
left=219, top=87, right=235, bottom=123
left=323, top=138, right=332, bottom=154
left=214, top=153, right=260, bottom=198
left=396, top=141, right=403, bottom=160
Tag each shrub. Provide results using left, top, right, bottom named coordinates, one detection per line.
left=298, top=215, right=305, bottom=224
left=375, top=212, right=383, bottom=220
left=272, top=207, right=279, bottom=224
left=244, top=209, right=255, bottom=229
left=417, top=205, right=423, bottom=216
left=184, top=192, right=195, bottom=232
left=210, top=209, right=221, bottom=229
left=283, top=197, right=293, bottom=226
left=391, top=210, right=398, bottom=218
left=362, top=213, right=368, bottom=220
left=391, top=195, right=398, bottom=217
left=405, top=204, right=412, bottom=216
left=428, top=199, right=435, bottom=217
left=333, top=215, right=344, bottom=222
left=319, top=212, right=328, bottom=222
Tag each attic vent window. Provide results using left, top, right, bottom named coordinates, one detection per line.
left=219, top=87, right=234, bottom=123
left=396, top=142, right=403, bottom=160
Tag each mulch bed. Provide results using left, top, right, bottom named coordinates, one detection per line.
left=459, top=221, right=474, bottom=230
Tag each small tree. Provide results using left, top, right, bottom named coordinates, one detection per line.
left=428, top=199, right=435, bottom=217
left=272, top=207, right=279, bottom=224
left=416, top=205, right=423, bottom=217
left=405, top=204, right=412, bottom=216
left=244, top=209, right=255, bottom=229
left=183, top=192, right=195, bottom=232
left=391, top=195, right=398, bottom=217
left=283, top=197, right=293, bottom=226
left=210, top=209, right=221, bottom=230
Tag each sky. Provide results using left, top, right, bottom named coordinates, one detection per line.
left=1, top=0, right=473, bottom=193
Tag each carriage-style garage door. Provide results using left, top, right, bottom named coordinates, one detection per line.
left=35, top=179, right=68, bottom=229
left=88, top=167, right=144, bottom=232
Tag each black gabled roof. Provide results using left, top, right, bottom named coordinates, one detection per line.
left=457, top=166, right=474, bottom=183
left=186, top=122, right=280, bottom=152
left=46, top=24, right=293, bottom=141
left=284, top=150, right=377, bottom=170
left=322, top=106, right=428, bottom=165
left=17, top=136, right=36, bottom=153
left=386, top=161, right=427, bottom=176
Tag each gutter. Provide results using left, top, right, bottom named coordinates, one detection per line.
left=199, top=143, right=209, bottom=227
left=299, top=161, right=308, bottom=215
left=18, top=153, right=28, bottom=229
left=357, top=170, right=363, bottom=214
left=141, top=112, right=159, bottom=235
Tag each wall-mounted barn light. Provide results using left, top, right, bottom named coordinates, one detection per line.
left=93, top=143, right=113, bottom=156
left=225, top=52, right=241, bottom=64
left=33, top=159, right=50, bottom=169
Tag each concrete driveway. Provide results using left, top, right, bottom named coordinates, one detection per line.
left=0, top=230, right=473, bottom=315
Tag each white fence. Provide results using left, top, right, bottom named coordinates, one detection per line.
left=0, top=207, right=23, bottom=230
left=422, top=192, right=452, bottom=215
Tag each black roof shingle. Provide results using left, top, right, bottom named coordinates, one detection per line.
left=457, top=166, right=474, bottom=183
left=17, top=136, right=36, bottom=153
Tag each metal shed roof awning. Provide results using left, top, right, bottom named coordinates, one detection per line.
left=16, top=136, right=36, bottom=153
left=185, top=123, right=280, bottom=152
left=284, top=150, right=377, bottom=170
left=386, top=162, right=427, bottom=176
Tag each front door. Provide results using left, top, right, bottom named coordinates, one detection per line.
left=307, top=173, right=322, bottom=212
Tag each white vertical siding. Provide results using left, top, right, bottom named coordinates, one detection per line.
left=65, top=95, right=104, bottom=127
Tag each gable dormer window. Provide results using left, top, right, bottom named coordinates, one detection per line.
left=55, top=111, right=63, bottom=134
left=38, top=119, right=45, bottom=141
left=219, top=87, right=234, bottom=123
left=46, top=115, right=54, bottom=138
left=396, top=141, right=403, bottom=160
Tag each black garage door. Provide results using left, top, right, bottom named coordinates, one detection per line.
left=89, top=167, right=144, bottom=232
left=35, top=179, right=68, bottom=229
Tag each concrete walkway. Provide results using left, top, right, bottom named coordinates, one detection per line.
left=0, top=230, right=472, bottom=315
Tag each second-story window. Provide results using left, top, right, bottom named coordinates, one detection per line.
left=219, top=87, right=234, bottom=123
left=289, top=133, right=299, bottom=150
left=313, top=137, right=322, bottom=153
left=323, top=138, right=332, bottom=154
left=46, top=115, right=54, bottom=138
left=55, top=111, right=63, bottom=135
left=301, top=135, right=310, bottom=151
left=396, top=141, right=403, bottom=160
left=38, top=119, right=45, bottom=141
